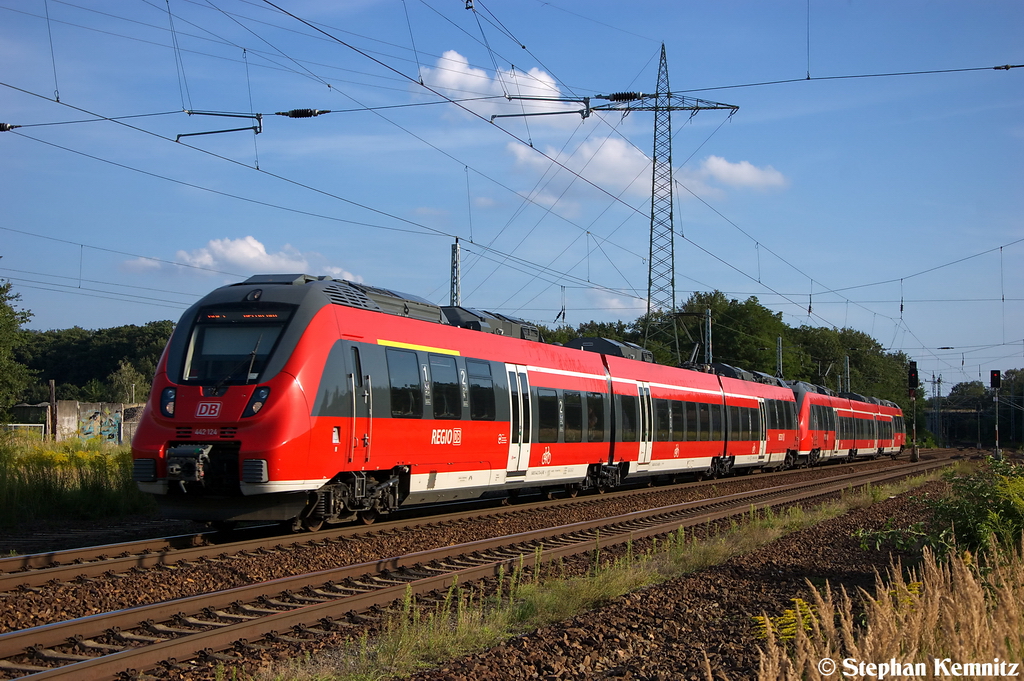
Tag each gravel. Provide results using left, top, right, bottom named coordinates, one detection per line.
left=403, top=481, right=945, bottom=681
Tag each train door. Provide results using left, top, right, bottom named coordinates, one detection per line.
left=637, top=382, right=653, bottom=465
left=505, top=364, right=531, bottom=474
left=757, top=400, right=768, bottom=462
left=348, top=345, right=372, bottom=464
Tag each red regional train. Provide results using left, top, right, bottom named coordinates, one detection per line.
left=131, top=274, right=906, bottom=529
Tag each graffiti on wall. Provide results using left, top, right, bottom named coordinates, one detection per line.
left=79, top=407, right=121, bottom=442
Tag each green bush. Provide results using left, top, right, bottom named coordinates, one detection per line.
left=928, top=457, right=1024, bottom=555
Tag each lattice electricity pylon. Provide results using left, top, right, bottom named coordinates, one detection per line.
left=491, top=44, right=738, bottom=317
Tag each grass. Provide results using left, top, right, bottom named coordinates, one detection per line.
left=257, top=469, right=949, bottom=681
left=0, top=430, right=156, bottom=527
left=752, top=545, right=1024, bottom=680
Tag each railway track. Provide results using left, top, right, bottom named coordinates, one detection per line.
left=0, top=454, right=953, bottom=680
left=0, top=453, right=948, bottom=593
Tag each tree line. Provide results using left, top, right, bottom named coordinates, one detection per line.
left=0, top=280, right=174, bottom=411
left=540, top=290, right=913, bottom=408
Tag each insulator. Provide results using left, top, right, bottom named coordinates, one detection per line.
left=275, top=109, right=330, bottom=118
left=607, top=92, right=641, bottom=102
left=0, top=123, right=20, bottom=132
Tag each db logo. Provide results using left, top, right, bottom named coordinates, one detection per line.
left=430, top=428, right=462, bottom=445
left=196, top=402, right=222, bottom=418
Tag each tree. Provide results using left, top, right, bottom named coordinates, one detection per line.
left=0, top=280, right=33, bottom=416
left=677, top=291, right=787, bottom=373
left=108, top=359, right=148, bottom=404
left=16, top=320, right=173, bottom=402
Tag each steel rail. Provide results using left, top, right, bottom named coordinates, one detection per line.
left=0, top=456, right=951, bottom=679
left=0, top=453, right=943, bottom=592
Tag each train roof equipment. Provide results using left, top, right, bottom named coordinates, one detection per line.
left=564, top=337, right=655, bottom=363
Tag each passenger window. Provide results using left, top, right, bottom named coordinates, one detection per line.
left=429, top=354, right=460, bottom=419
left=710, top=404, right=724, bottom=441
left=466, top=359, right=495, bottom=421
left=564, top=391, right=583, bottom=443
left=538, top=389, right=559, bottom=443
left=655, top=399, right=670, bottom=441
left=386, top=349, right=422, bottom=418
left=686, top=401, right=698, bottom=441
left=586, top=392, right=605, bottom=442
left=671, top=400, right=684, bottom=441
left=619, top=394, right=638, bottom=442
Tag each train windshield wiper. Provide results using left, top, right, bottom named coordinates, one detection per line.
left=211, top=335, right=263, bottom=390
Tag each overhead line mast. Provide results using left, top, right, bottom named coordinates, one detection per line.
left=492, top=44, right=738, bottom=330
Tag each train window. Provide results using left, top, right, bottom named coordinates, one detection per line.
left=509, top=371, right=521, bottom=442
left=671, top=400, right=684, bottom=441
left=619, top=394, right=638, bottom=442
left=519, top=373, right=532, bottom=444
left=728, top=405, right=740, bottom=441
left=386, top=349, right=422, bottom=418
left=685, top=402, right=698, bottom=441
left=350, top=347, right=363, bottom=388
left=564, top=391, right=583, bottom=443
left=710, top=404, right=724, bottom=441
left=466, top=360, right=495, bottom=421
left=429, top=355, right=460, bottom=420
left=696, top=403, right=708, bottom=441
left=182, top=319, right=287, bottom=384
left=586, top=392, right=605, bottom=442
left=655, top=399, right=670, bottom=441
left=538, top=389, right=559, bottom=443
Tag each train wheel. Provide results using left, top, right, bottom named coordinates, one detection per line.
left=565, top=484, right=580, bottom=498
left=302, top=517, right=324, bottom=532
left=358, top=509, right=379, bottom=525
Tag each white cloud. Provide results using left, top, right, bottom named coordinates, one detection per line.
left=121, top=257, right=161, bottom=272
left=507, top=136, right=650, bottom=200
left=177, top=236, right=308, bottom=272
left=507, top=137, right=787, bottom=205
left=420, top=50, right=578, bottom=125
left=699, top=155, right=788, bottom=189
left=129, top=236, right=363, bottom=281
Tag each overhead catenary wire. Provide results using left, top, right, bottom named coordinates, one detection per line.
left=166, top=0, right=193, bottom=110
left=6, top=2, right=1020, bottom=351
left=42, top=0, right=60, bottom=101
left=1, top=79, right=665, bottom=313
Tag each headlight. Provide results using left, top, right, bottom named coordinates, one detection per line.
left=242, top=387, right=271, bottom=418
left=160, top=387, right=177, bottom=418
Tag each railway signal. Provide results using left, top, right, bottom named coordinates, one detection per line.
left=908, top=361, right=919, bottom=390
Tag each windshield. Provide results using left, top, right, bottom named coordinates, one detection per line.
left=181, top=307, right=293, bottom=384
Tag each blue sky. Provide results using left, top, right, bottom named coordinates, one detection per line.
left=1, top=0, right=1022, bottom=392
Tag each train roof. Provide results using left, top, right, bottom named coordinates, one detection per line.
left=230, top=275, right=900, bottom=409
left=564, top=337, right=654, bottom=363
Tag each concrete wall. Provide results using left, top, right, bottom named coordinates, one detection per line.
left=56, top=401, right=145, bottom=444
left=8, top=402, right=145, bottom=444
